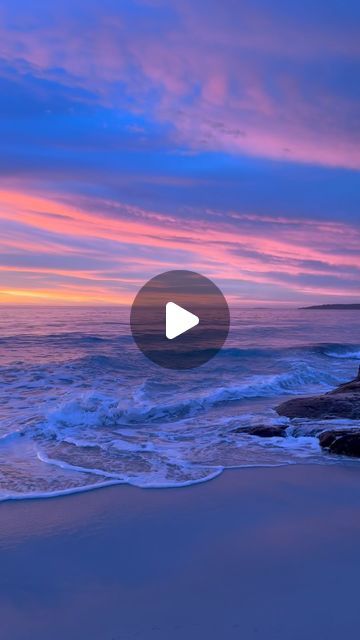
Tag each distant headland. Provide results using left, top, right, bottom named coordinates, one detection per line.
left=300, top=303, right=360, bottom=310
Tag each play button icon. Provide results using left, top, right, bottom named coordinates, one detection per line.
left=166, top=302, right=199, bottom=340
left=130, top=270, right=230, bottom=369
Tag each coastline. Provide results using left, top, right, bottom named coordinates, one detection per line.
left=1, top=464, right=360, bottom=640
left=276, top=365, right=360, bottom=456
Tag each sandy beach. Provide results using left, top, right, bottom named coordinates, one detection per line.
left=1, top=464, right=359, bottom=640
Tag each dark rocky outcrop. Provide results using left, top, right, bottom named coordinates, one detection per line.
left=318, top=430, right=339, bottom=448
left=275, top=366, right=360, bottom=458
left=276, top=366, right=360, bottom=420
left=318, top=429, right=360, bottom=457
left=234, top=425, right=286, bottom=438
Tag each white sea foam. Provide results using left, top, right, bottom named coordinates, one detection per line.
left=325, top=349, right=360, bottom=359
left=38, top=362, right=339, bottom=436
left=1, top=306, right=360, bottom=500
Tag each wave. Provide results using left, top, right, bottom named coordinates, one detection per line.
left=0, top=478, right=121, bottom=503
left=305, top=342, right=360, bottom=358
left=168, top=343, right=360, bottom=360
left=324, top=348, right=360, bottom=359
left=2, top=325, right=359, bottom=500
left=40, top=362, right=338, bottom=432
left=37, top=450, right=224, bottom=490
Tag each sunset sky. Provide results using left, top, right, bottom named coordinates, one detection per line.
left=0, top=0, right=359, bottom=306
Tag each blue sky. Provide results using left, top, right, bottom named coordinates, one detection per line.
left=0, top=0, right=359, bottom=305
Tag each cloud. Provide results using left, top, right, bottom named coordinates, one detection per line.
left=0, top=0, right=359, bottom=168
left=0, top=1, right=358, bottom=305
left=0, top=187, right=359, bottom=305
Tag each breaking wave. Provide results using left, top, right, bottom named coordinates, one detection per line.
left=1, top=304, right=360, bottom=501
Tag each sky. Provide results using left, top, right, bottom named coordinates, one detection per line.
left=0, top=0, right=359, bottom=306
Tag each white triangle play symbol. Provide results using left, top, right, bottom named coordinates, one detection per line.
left=166, top=302, right=199, bottom=340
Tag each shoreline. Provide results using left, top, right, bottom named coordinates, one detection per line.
left=276, top=366, right=360, bottom=455
left=2, top=457, right=359, bottom=504
left=2, top=364, right=360, bottom=504
left=1, top=464, right=360, bottom=640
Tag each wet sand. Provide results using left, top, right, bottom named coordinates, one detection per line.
left=0, top=464, right=360, bottom=640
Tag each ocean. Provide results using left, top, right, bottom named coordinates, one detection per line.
left=0, top=306, right=359, bottom=500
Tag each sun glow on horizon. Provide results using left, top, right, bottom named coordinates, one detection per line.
left=0, top=185, right=359, bottom=307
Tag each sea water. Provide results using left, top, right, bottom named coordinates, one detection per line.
left=0, top=306, right=359, bottom=500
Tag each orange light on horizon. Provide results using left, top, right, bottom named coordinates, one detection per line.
left=1, top=187, right=359, bottom=307
left=0, top=289, right=132, bottom=305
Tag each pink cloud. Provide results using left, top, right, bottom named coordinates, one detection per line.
left=0, top=187, right=359, bottom=304
left=0, top=2, right=359, bottom=169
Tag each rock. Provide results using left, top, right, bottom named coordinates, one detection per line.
left=318, top=430, right=339, bottom=448
left=276, top=366, right=360, bottom=420
left=276, top=395, right=359, bottom=419
left=329, top=434, right=360, bottom=457
left=234, top=425, right=286, bottom=438
left=319, top=429, right=360, bottom=457
left=274, top=366, right=360, bottom=458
